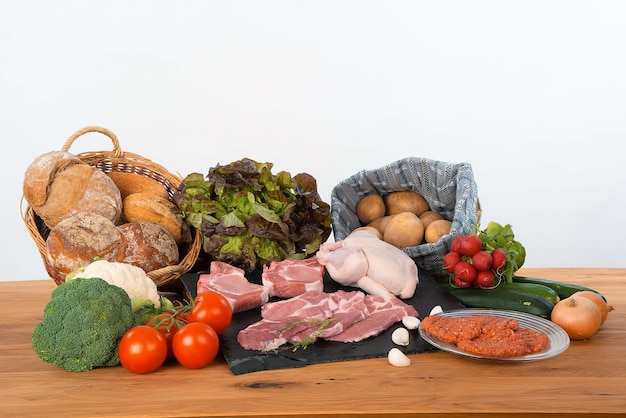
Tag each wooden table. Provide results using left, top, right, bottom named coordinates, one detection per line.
left=1, top=268, right=624, bottom=417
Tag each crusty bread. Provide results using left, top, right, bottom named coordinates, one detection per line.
left=106, top=171, right=170, bottom=200
left=23, top=151, right=123, bottom=228
left=46, top=212, right=126, bottom=276
left=118, top=222, right=179, bottom=272
left=22, top=151, right=82, bottom=207
left=122, top=192, right=183, bottom=243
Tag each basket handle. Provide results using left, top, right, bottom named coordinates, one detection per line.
left=61, top=126, right=123, bottom=158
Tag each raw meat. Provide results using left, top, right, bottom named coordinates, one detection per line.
left=265, top=290, right=370, bottom=344
left=197, top=261, right=269, bottom=313
left=316, top=229, right=419, bottom=300
left=319, top=291, right=369, bottom=338
left=421, top=315, right=549, bottom=357
left=325, top=295, right=418, bottom=343
left=261, top=257, right=325, bottom=298
left=261, top=291, right=337, bottom=321
left=237, top=289, right=417, bottom=351
left=238, top=291, right=338, bottom=351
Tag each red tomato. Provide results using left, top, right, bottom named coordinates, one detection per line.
left=189, top=291, right=233, bottom=335
left=147, top=313, right=182, bottom=360
left=176, top=310, right=191, bottom=324
left=172, top=322, right=220, bottom=369
left=119, top=325, right=168, bottom=374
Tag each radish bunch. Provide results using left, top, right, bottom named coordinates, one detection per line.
left=443, top=234, right=507, bottom=288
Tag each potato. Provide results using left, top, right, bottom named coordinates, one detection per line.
left=383, top=212, right=424, bottom=249
left=353, top=226, right=383, bottom=240
left=384, top=191, right=430, bottom=217
left=424, top=219, right=452, bottom=243
left=356, top=194, right=386, bottom=224
left=419, top=210, right=445, bottom=229
left=367, top=215, right=395, bottom=236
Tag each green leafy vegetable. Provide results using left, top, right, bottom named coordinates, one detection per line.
left=174, top=158, right=332, bottom=272
left=476, top=221, right=526, bottom=283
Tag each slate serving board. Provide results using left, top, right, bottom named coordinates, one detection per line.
left=180, top=266, right=465, bottom=375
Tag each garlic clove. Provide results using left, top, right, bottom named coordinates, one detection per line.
left=388, top=348, right=411, bottom=367
left=402, top=315, right=421, bottom=330
left=391, top=327, right=410, bottom=346
left=429, top=305, right=443, bottom=316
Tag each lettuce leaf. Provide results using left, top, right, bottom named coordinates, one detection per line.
left=174, top=158, right=332, bottom=272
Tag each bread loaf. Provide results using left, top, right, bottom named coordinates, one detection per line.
left=122, top=192, right=183, bottom=243
left=23, top=151, right=123, bottom=228
left=22, top=151, right=82, bottom=207
left=118, top=222, right=179, bottom=272
left=46, top=212, right=126, bottom=276
left=106, top=171, right=170, bottom=200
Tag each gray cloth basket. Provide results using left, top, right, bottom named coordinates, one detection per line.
left=330, top=157, right=480, bottom=277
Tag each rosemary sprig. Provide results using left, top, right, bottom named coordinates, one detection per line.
left=265, top=317, right=337, bottom=353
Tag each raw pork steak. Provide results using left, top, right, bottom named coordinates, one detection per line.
left=237, top=289, right=417, bottom=351
left=261, top=257, right=325, bottom=298
left=197, top=261, right=269, bottom=313
left=325, top=294, right=418, bottom=343
left=238, top=291, right=338, bottom=351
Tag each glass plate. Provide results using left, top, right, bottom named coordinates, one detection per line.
left=418, top=308, right=570, bottom=362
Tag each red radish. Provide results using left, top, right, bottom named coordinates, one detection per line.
left=471, top=251, right=493, bottom=272
left=491, top=248, right=507, bottom=272
left=474, top=270, right=495, bottom=288
left=443, top=252, right=461, bottom=273
left=454, top=261, right=477, bottom=283
left=458, top=235, right=482, bottom=257
left=450, top=235, right=465, bottom=254
left=453, top=275, right=472, bottom=288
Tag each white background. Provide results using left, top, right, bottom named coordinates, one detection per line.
left=2, top=1, right=625, bottom=282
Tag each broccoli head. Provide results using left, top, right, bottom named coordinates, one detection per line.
left=32, top=277, right=139, bottom=372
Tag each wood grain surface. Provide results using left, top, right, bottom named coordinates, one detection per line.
left=1, top=268, right=624, bottom=418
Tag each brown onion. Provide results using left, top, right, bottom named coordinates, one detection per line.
left=571, top=291, right=614, bottom=325
left=551, top=296, right=602, bottom=340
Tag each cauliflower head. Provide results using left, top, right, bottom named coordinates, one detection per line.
left=71, top=259, right=161, bottom=309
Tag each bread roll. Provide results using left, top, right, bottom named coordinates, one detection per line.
left=122, top=192, right=183, bottom=243
left=23, top=151, right=123, bottom=228
left=106, top=171, right=170, bottom=200
left=118, top=222, right=179, bottom=272
left=46, top=212, right=126, bottom=276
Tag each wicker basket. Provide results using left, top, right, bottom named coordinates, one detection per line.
left=330, top=157, right=481, bottom=278
left=21, top=126, right=202, bottom=287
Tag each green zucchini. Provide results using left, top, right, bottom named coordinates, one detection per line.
left=496, top=282, right=560, bottom=305
left=439, top=283, right=554, bottom=318
left=512, top=276, right=606, bottom=301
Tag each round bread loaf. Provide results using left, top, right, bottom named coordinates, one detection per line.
left=23, top=151, right=123, bottom=228
left=46, top=212, right=126, bottom=276
left=106, top=171, right=170, bottom=200
left=122, top=192, right=183, bottom=243
left=22, top=151, right=82, bottom=207
left=118, top=222, right=179, bottom=272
